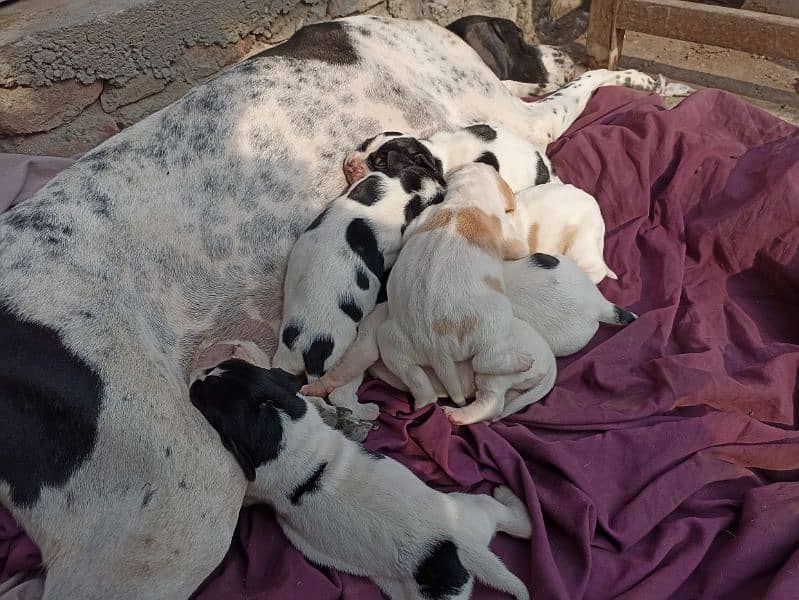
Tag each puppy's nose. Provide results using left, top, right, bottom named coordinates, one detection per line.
left=343, top=155, right=367, bottom=185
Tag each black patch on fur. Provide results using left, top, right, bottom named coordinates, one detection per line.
left=303, top=336, right=335, bottom=377
left=464, top=123, right=497, bottom=142
left=190, top=362, right=306, bottom=480
left=305, top=207, right=329, bottom=232
left=376, top=267, right=391, bottom=304
left=475, top=151, right=500, bottom=171
left=535, top=154, right=551, bottom=185
left=247, top=22, right=358, bottom=66
left=346, top=218, right=384, bottom=279
left=0, top=305, right=103, bottom=507
left=402, top=195, right=425, bottom=234
left=366, top=138, right=444, bottom=185
left=289, top=462, right=327, bottom=505
left=355, top=267, right=370, bottom=290
left=339, top=296, right=363, bottom=322
left=614, top=306, right=637, bottom=325
left=362, top=447, right=386, bottom=460
left=282, top=323, right=302, bottom=350
left=348, top=175, right=384, bottom=206
left=414, top=540, right=469, bottom=599
left=530, top=253, right=559, bottom=269
left=141, top=486, right=156, bottom=508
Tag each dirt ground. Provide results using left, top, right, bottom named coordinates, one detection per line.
left=546, top=2, right=799, bottom=125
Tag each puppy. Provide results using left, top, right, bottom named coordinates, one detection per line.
left=273, top=167, right=445, bottom=419
left=504, top=182, right=617, bottom=283
left=301, top=255, right=637, bottom=421
left=377, top=162, right=547, bottom=423
left=446, top=15, right=579, bottom=97
left=190, top=360, right=533, bottom=600
left=344, top=123, right=555, bottom=194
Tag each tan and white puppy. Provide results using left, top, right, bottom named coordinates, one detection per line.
left=344, top=123, right=556, bottom=194
left=505, top=182, right=617, bottom=283
left=191, top=360, right=532, bottom=600
left=376, top=163, right=548, bottom=423
left=301, top=254, right=637, bottom=419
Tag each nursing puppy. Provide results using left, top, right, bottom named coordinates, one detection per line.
left=344, top=123, right=555, bottom=194
left=302, top=255, right=637, bottom=418
left=505, top=182, right=617, bottom=283
left=273, top=167, right=445, bottom=419
left=377, top=163, right=547, bottom=423
left=191, top=360, right=532, bottom=600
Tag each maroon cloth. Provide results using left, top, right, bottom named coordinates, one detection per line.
left=3, top=88, right=799, bottom=599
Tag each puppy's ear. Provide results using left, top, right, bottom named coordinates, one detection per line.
left=494, top=172, right=516, bottom=212
left=190, top=380, right=258, bottom=481
left=266, top=367, right=304, bottom=395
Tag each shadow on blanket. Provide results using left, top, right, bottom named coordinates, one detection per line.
left=2, top=87, right=798, bottom=600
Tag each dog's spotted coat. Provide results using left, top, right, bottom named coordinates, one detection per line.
left=0, top=14, right=689, bottom=599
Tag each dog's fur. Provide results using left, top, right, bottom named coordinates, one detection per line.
left=447, top=15, right=579, bottom=97
left=273, top=168, right=444, bottom=419
left=344, top=123, right=556, bottom=194
left=0, top=13, right=689, bottom=597
left=376, top=163, right=549, bottom=423
left=191, top=360, right=533, bottom=599
left=504, top=181, right=617, bottom=283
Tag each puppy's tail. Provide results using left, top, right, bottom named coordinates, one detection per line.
left=598, top=302, right=638, bottom=326
left=459, top=545, right=530, bottom=600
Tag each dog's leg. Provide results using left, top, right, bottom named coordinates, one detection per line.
left=444, top=389, right=505, bottom=425
left=377, top=320, right=438, bottom=410
left=302, top=394, right=376, bottom=442
left=526, top=68, right=693, bottom=144
left=502, top=80, right=559, bottom=97
left=430, top=355, right=467, bottom=406
left=327, top=374, right=380, bottom=421
left=491, top=486, right=533, bottom=538
left=472, top=347, right=533, bottom=375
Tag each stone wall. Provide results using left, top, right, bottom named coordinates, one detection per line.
left=0, top=0, right=533, bottom=157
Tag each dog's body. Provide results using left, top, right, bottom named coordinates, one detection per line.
left=446, top=15, right=579, bottom=97
left=345, top=123, right=556, bottom=194
left=273, top=169, right=444, bottom=419
left=376, top=163, right=550, bottom=424
left=191, top=360, right=533, bottom=599
left=0, top=13, right=687, bottom=597
left=505, top=182, right=617, bottom=283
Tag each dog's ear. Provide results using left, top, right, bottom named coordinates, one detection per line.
left=266, top=367, right=303, bottom=395
left=190, top=379, right=258, bottom=481
left=494, top=171, right=516, bottom=212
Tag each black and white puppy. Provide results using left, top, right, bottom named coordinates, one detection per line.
left=446, top=15, right=579, bottom=97
left=273, top=164, right=445, bottom=419
left=343, top=124, right=555, bottom=194
left=190, top=360, right=533, bottom=600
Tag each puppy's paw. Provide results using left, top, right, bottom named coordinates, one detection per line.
left=300, top=380, right=333, bottom=397
left=352, top=401, right=380, bottom=421
left=657, top=74, right=694, bottom=97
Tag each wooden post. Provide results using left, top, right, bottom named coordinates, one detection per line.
left=586, top=0, right=626, bottom=70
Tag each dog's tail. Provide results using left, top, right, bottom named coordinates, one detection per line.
left=599, top=302, right=638, bottom=326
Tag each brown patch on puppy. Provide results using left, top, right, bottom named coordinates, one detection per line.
left=433, top=317, right=477, bottom=344
left=483, top=275, right=505, bottom=294
left=502, top=238, right=528, bottom=260
left=494, top=171, right=516, bottom=212
left=417, top=208, right=454, bottom=233
left=557, top=225, right=578, bottom=254
left=527, top=223, right=540, bottom=252
left=455, top=207, right=503, bottom=258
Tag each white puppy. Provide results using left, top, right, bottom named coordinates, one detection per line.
left=301, top=254, right=637, bottom=419
left=273, top=167, right=445, bottom=419
left=505, top=182, right=616, bottom=283
left=190, top=360, right=532, bottom=600
left=377, top=163, right=546, bottom=423
left=343, top=123, right=556, bottom=194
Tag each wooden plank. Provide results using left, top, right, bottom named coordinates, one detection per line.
left=616, top=0, right=799, bottom=62
left=586, top=0, right=626, bottom=69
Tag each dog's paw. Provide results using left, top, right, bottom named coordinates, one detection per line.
left=352, top=401, right=380, bottom=421
left=657, top=74, right=694, bottom=97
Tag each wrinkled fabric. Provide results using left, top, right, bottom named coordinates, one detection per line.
left=2, top=88, right=798, bottom=600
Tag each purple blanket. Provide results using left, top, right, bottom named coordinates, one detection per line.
left=2, top=87, right=799, bottom=599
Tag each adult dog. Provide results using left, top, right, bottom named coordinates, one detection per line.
left=0, top=15, right=686, bottom=599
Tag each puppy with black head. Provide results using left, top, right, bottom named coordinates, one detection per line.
left=273, top=161, right=445, bottom=420
left=191, top=360, right=532, bottom=600
left=344, top=123, right=555, bottom=194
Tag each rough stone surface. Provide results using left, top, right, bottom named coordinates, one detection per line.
left=0, top=80, right=102, bottom=135
left=0, top=101, right=119, bottom=157
left=0, top=0, right=536, bottom=155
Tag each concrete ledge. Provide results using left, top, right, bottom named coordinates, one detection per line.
left=0, top=0, right=533, bottom=156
